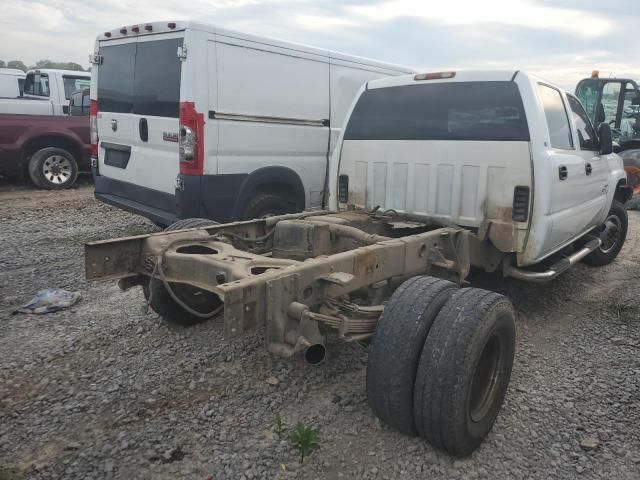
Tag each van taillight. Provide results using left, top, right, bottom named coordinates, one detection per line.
left=179, top=102, right=204, bottom=175
left=90, top=100, right=98, bottom=159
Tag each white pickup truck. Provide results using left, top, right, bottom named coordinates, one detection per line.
left=0, top=69, right=90, bottom=115
left=85, top=70, right=630, bottom=457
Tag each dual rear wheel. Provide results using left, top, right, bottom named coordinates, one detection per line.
left=367, top=276, right=516, bottom=456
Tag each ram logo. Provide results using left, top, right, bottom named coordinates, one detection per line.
left=163, top=132, right=179, bottom=143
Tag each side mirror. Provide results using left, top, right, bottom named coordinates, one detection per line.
left=598, top=122, right=613, bottom=155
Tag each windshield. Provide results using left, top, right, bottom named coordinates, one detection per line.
left=344, top=81, right=529, bottom=141
left=98, top=37, right=183, bottom=118
left=63, top=76, right=90, bottom=100
left=575, top=79, right=599, bottom=122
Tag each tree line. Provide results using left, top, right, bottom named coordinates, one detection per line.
left=0, top=59, right=88, bottom=72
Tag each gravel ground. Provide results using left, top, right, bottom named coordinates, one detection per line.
left=1, top=182, right=639, bottom=480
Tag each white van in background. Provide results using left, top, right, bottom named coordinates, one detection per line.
left=0, top=69, right=90, bottom=115
left=89, top=21, right=415, bottom=225
left=0, top=69, right=25, bottom=98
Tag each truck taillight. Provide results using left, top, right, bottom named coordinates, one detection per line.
left=179, top=102, right=204, bottom=175
left=90, top=100, right=98, bottom=159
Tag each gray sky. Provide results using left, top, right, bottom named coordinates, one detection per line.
left=1, top=0, right=638, bottom=89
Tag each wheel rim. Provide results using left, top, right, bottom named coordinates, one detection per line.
left=469, top=334, right=501, bottom=423
left=598, top=215, right=622, bottom=254
left=42, top=155, right=72, bottom=185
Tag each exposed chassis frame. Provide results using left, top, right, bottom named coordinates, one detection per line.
left=86, top=212, right=473, bottom=358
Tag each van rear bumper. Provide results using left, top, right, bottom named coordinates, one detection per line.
left=94, top=175, right=177, bottom=226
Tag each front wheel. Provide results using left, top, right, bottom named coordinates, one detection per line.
left=583, top=200, right=628, bottom=267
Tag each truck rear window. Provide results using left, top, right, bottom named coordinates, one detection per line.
left=98, top=38, right=182, bottom=118
left=344, top=81, right=529, bottom=141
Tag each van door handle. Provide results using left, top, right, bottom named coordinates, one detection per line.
left=559, top=166, right=568, bottom=180
left=139, top=118, right=148, bottom=142
left=585, top=163, right=592, bottom=176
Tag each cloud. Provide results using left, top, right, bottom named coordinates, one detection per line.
left=348, top=0, right=611, bottom=37
left=0, top=0, right=637, bottom=89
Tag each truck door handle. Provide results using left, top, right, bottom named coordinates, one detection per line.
left=139, top=118, right=148, bottom=142
left=585, top=163, right=592, bottom=175
left=559, top=166, right=568, bottom=180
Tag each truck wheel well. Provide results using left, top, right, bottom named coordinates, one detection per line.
left=252, top=182, right=301, bottom=207
left=234, top=166, right=307, bottom=218
left=615, top=179, right=632, bottom=204
left=22, top=136, right=81, bottom=172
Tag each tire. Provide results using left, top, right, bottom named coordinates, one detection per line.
left=583, top=200, right=628, bottom=267
left=28, top=147, right=78, bottom=190
left=242, top=193, right=297, bottom=220
left=414, top=288, right=516, bottom=457
left=367, top=276, right=459, bottom=436
left=144, top=218, right=223, bottom=326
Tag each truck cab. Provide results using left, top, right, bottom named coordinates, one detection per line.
left=331, top=70, right=629, bottom=269
left=0, top=69, right=90, bottom=116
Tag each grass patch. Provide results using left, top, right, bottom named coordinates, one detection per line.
left=290, top=422, right=320, bottom=463
left=605, top=301, right=639, bottom=323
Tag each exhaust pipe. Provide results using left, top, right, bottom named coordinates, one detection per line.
left=303, top=343, right=327, bottom=365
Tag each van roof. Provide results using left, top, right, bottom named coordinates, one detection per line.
left=367, top=70, right=564, bottom=92
left=97, top=20, right=415, bottom=75
left=27, top=69, right=90, bottom=77
left=0, top=69, right=26, bottom=77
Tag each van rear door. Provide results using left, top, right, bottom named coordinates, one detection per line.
left=96, top=33, right=183, bottom=196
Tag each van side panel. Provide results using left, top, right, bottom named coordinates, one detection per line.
left=214, top=37, right=330, bottom=208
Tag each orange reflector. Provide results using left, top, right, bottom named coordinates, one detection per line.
left=414, top=71, right=456, bottom=81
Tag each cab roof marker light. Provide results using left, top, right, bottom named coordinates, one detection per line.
left=145, top=24, right=153, bottom=31
left=132, top=26, right=140, bottom=33
left=120, top=27, right=127, bottom=34
left=168, top=22, right=176, bottom=29
left=104, top=32, right=111, bottom=38
left=414, top=71, right=456, bottom=81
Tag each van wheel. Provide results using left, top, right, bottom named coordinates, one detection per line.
left=366, top=276, right=458, bottom=436
left=28, top=147, right=78, bottom=190
left=583, top=200, right=628, bottom=267
left=242, top=193, right=297, bottom=220
left=413, top=288, right=516, bottom=456
left=143, top=218, right=223, bottom=326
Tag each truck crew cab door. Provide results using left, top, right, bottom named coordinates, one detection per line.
left=566, top=94, right=608, bottom=220
left=537, top=83, right=605, bottom=252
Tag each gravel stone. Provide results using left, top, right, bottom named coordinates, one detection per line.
left=1, top=182, right=640, bottom=479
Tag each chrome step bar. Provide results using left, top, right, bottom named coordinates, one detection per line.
left=504, top=238, right=601, bottom=283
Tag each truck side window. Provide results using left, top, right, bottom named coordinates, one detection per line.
left=567, top=95, right=597, bottom=151
left=23, top=73, right=50, bottom=97
left=537, top=83, right=573, bottom=150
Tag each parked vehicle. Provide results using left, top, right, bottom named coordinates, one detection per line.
left=86, top=70, right=629, bottom=456
left=69, top=88, right=90, bottom=116
left=0, top=69, right=25, bottom=98
left=0, top=113, right=90, bottom=188
left=89, top=21, right=415, bottom=226
left=575, top=71, right=640, bottom=195
left=0, top=69, right=90, bottom=116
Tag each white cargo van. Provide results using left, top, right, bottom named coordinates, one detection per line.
left=89, top=21, right=414, bottom=225
left=0, top=69, right=25, bottom=98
